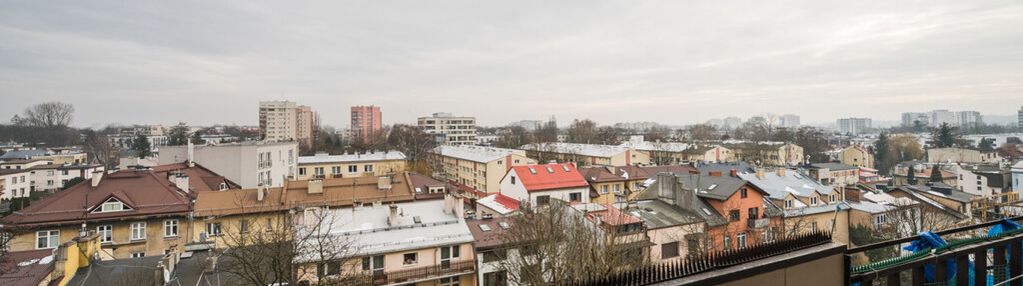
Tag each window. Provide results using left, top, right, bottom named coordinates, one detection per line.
left=364, top=164, right=373, bottom=172
left=874, top=214, right=887, bottom=229
left=36, top=230, right=59, bottom=249
left=239, top=219, right=249, bottom=233
left=728, top=210, right=740, bottom=221
left=131, top=222, right=146, bottom=241
left=441, top=245, right=460, bottom=268
left=483, top=271, right=507, bottom=286
left=362, top=255, right=385, bottom=275
left=811, top=221, right=818, bottom=231
left=662, top=242, right=680, bottom=258
left=348, top=165, right=357, bottom=173
left=600, top=185, right=608, bottom=194
left=317, top=261, right=341, bottom=277
left=613, top=184, right=621, bottom=193
left=510, top=176, right=516, bottom=184
left=740, top=188, right=748, bottom=198
left=810, top=196, right=818, bottom=206
left=298, top=168, right=306, bottom=176
left=784, top=200, right=793, bottom=208
left=205, top=222, right=222, bottom=237
left=314, top=167, right=324, bottom=176
left=94, top=198, right=131, bottom=213
left=748, top=207, right=759, bottom=220
left=569, top=192, right=582, bottom=202
left=403, top=252, right=418, bottom=265
left=482, top=249, right=507, bottom=263
left=439, top=277, right=460, bottom=286
left=331, top=166, right=341, bottom=175
left=536, top=195, right=550, bottom=206
left=164, top=220, right=179, bottom=237
left=829, top=194, right=836, bottom=202
left=97, top=225, right=112, bottom=243
left=737, top=233, right=747, bottom=249
left=723, top=235, right=731, bottom=250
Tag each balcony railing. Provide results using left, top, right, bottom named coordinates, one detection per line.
left=368, top=259, right=475, bottom=285
left=747, top=218, right=770, bottom=229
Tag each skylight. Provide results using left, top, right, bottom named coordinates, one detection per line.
left=708, top=184, right=717, bottom=190
left=528, top=167, right=537, bottom=174
left=498, top=222, right=510, bottom=229
left=479, top=224, right=492, bottom=232
left=546, top=166, right=554, bottom=174
left=562, top=165, right=570, bottom=172
left=701, top=208, right=712, bottom=215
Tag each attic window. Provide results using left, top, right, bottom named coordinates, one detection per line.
left=498, top=222, right=510, bottom=229
left=93, top=198, right=132, bottom=213
left=219, top=183, right=228, bottom=191
left=708, top=184, right=717, bottom=190
left=479, top=224, right=492, bottom=232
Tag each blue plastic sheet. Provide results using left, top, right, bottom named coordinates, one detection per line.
left=903, top=231, right=956, bottom=284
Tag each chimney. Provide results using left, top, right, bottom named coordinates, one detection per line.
left=845, top=187, right=861, bottom=202
left=776, top=168, right=786, bottom=177
left=256, top=185, right=266, bottom=201
left=187, top=141, right=195, bottom=167
left=387, top=204, right=400, bottom=226
left=708, top=171, right=722, bottom=177
left=91, top=170, right=104, bottom=187
left=729, top=169, right=737, bottom=177
left=173, top=174, right=189, bottom=192
left=453, top=196, right=464, bottom=220
left=443, top=193, right=454, bottom=214
left=755, top=168, right=764, bottom=179
left=308, top=179, right=323, bottom=194
left=377, top=176, right=392, bottom=191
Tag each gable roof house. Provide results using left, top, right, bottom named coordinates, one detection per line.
left=579, top=165, right=653, bottom=204
left=737, top=167, right=854, bottom=244
left=499, top=163, right=591, bottom=207
left=1, top=163, right=235, bottom=259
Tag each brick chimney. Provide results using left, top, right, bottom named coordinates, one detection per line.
left=845, top=187, right=861, bottom=203
left=729, top=169, right=737, bottom=177
left=91, top=170, right=104, bottom=187
left=708, top=171, right=722, bottom=177
left=387, top=204, right=400, bottom=226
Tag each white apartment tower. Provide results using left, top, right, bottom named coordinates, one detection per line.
left=258, top=101, right=314, bottom=146
left=418, top=112, right=478, bottom=146
left=837, top=118, right=872, bottom=134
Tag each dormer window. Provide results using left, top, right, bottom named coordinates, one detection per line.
left=93, top=197, right=132, bottom=213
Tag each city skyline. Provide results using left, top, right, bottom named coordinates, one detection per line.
left=2, top=1, right=1022, bottom=128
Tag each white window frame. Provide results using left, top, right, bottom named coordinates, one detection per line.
left=36, top=230, right=59, bottom=249
left=97, top=225, right=113, bottom=243
left=131, top=222, right=147, bottom=241
left=207, top=222, right=222, bottom=236
left=164, top=219, right=179, bottom=237
left=737, top=233, right=747, bottom=249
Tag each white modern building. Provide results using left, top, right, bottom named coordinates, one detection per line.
left=0, top=169, right=31, bottom=199
left=29, top=164, right=104, bottom=192
left=837, top=118, right=872, bottom=134
left=901, top=112, right=930, bottom=127
left=158, top=141, right=298, bottom=188
left=953, top=164, right=1010, bottom=197
left=957, top=111, right=982, bottom=129
left=258, top=101, right=314, bottom=146
left=779, top=114, right=801, bottom=128
left=418, top=113, right=478, bottom=146
left=499, top=163, right=591, bottom=206
left=930, top=109, right=957, bottom=127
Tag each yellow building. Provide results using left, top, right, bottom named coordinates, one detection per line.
left=723, top=142, right=804, bottom=166
left=429, top=145, right=536, bottom=195
left=579, top=165, right=652, bottom=204
left=296, top=151, right=407, bottom=180
left=840, top=145, right=874, bottom=168
left=520, top=142, right=650, bottom=167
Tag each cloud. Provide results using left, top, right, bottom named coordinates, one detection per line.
left=1, top=0, right=1021, bottom=128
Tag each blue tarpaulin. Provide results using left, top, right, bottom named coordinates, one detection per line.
left=903, top=231, right=957, bottom=284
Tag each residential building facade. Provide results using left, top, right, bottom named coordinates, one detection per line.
left=418, top=112, right=478, bottom=146
left=499, top=163, right=591, bottom=206
left=429, top=145, right=536, bottom=194
left=839, top=145, right=874, bottom=168
left=351, top=105, right=382, bottom=143
left=723, top=142, right=804, bottom=166
left=259, top=100, right=315, bottom=146
left=158, top=141, right=298, bottom=188
left=520, top=142, right=650, bottom=167
left=296, top=151, right=407, bottom=180
left=836, top=118, right=872, bottom=134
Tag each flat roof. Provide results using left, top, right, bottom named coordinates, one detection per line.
left=298, top=151, right=406, bottom=164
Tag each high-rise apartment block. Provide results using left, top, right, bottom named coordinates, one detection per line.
left=901, top=112, right=930, bottom=127
left=956, top=111, right=982, bottom=128
left=836, top=118, right=872, bottom=134
left=930, top=109, right=957, bottom=127
left=779, top=114, right=800, bottom=128
left=1018, top=106, right=1023, bottom=127
left=258, top=101, right=314, bottom=146
left=350, top=105, right=382, bottom=142
left=418, top=112, right=477, bottom=145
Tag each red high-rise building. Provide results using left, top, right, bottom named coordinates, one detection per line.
left=351, top=105, right=382, bottom=142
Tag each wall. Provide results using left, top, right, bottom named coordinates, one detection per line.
left=296, top=159, right=406, bottom=180
left=9, top=216, right=188, bottom=260
left=717, top=251, right=845, bottom=286
left=647, top=223, right=706, bottom=263
left=160, top=142, right=298, bottom=188
left=783, top=210, right=850, bottom=245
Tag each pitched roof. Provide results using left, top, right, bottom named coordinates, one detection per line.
left=511, top=163, right=589, bottom=192
left=0, top=150, right=49, bottom=160
left=737, top=169, right=835, bottom=200
left=1, top=166, right=196, bottom=227
left=151, top=163, right=239, bottom=192
left=809, top=163, right=859, bottom=171
left=477, top=193, right=520, bottom=215
left=0, top=249, right=54, bottom=286
left=640, top=165, right=698, bottom=176
left=466, top=217, right=515, bottom=250
left=298, top=151, right=406, bottom=164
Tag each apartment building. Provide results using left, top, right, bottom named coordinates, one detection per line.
left=806, top=163, right=861, bottom=187
left=520, top=142, right=650, bottom=167
left=722, top=142, right=804, bottom=166
left=499, top=163, right=591, bottom=206
left=901, top=112, right=931, bottom=127
left=927, top=147, right=1002, bottom=164
left=0, top=163, right=237, bottom=259
left=738, top=168, right=852, bottom=245
left=159, top=141, right=298, bottom=188
left=418, top=112, right=478, bottom=146
left=779, top=114, right=801, bottom=128
left=0, top=148, right=88, bottom=165
left=622, top=140, right=733, bottom=165
left=839, top=145, right=874, bottom=168
left=351, top=105, right=382, bottom=142
left=953, top=164, right=1010, bottom=197
left=28, top=163, right=104, bottom=192
left=930, top=109, right=957, bottom=126
left=836, top=118, right=872, bottom=134
left=259, top=101, right=314, bottom=146
left=0, top=169, right=31, bottom=199
left=296, top=151, right=407, bottom=180
left=293, top=196, right=476, bottom=285
left=429, top=145, right=536, bottom=194
left=579, top=165, right=651, bottom=204
left=957, top=111, right=982, bottom=128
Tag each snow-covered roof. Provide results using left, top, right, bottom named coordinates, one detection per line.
left=737, top=170, right=834, bottom=200
left=619, top=141, right=695, bottom=152
left=298, top=151, right=406, bottom=164
left=520, top=142, right=631, bottom=158
left=477, top=193, right=520, bottom=215
left=431, top=145, right=526, bottom=163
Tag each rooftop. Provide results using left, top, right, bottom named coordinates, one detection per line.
left=431, top=145, right=525, bottom=163
left=477, top=193, right=520, bottom=215
left=809, top=163, right=859, bottom=171
left=0, top=249, right=54, bottom=286
left=628, top=200, right=703, bottom=229
left=511, top=163, right=589, bottom=192
left=298, top=151, right=406, bottom=164
left=466, top=217, right=514, bottom=250
left=737, top=168, right=834, bottom=201
left=520, top=142, right=632, bottom=158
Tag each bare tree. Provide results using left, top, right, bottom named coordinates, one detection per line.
left=495, top=126, right=533, bottom=149
left=82, top=129, right=116, bottom=169
left=21, top=102, right=74, bottom=128
left=595, top=126, right=620, bottom=145
left=567, top=119, right=599, bottom=144
left=495, top=200, right=645, bottom=285
left=686, top=124, right=719, bottom=141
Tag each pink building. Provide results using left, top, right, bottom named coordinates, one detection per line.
left=350, top=105, right=382, bottom=142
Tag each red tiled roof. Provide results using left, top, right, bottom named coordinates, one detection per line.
left=492, top=193, right=520, bottom=212
left=512, top=163, right=589, bottom=192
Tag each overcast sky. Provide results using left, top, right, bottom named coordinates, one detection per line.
left=2, top=1, right=1022, bottom=128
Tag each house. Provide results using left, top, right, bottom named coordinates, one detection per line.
left=572, top=203, right=651, bottom=264
left=294, top=196, right=476, bottom=285
left=620, top=139, right=733, bottom=165
left=499, top=163, right=591, bottom=206
left=953, top=164, right=1011, bottom=197
left=476, top=193, right=521, bottom=218
left=158, top=141, right=299, bottom=188
left=0, top=163, right=236, bottom=259
left=626, top=199, right=706, bottom=262
left=738, top=168, right=850, bottom=244
left=579, top=165, right=652, bottom=204
left=889, top=184, right=975, bottom=219
left=0, top=232, right=102, bottom=286
left=839, top=145, right=874, bottom=168
left=721, top=142, right=804, bottom=166
left=807, top=163, right=861, bottom=187
left=519, top=142, right=650, bottom=167
left=635, top=171, right=785, bottom=253
left=0, top=169, right=32, bottom=200
left=296, top=151, right=407, bottom=180
left=1013, top=161, right=1023, bottom=197
left=429, top=145, right=537, bottom=194
left=927, top=147, right=1001, bottom=164
left=892, top=162, right=958, bottom=186
left=467, top=217, right=516, bottom=286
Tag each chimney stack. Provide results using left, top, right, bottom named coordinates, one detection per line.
left=173, top=174, right=189, bottom=193
left=729, top=169, right=737, bottom=177
left=91, top=170, right=104, bottom=187
left=776, top=168, right=786, bottom=177
left=377, top=176, right=392, bottom=191
left=845, top=187, right=861, bottom=202
left=256, top=185, right=266, bottom=201
left=308, top=179, right=323, bottom=194
left=453, top=196, right=464, bottom=220
left=187, top=141, right=195, bottom=167
left=708, top=171, right=722, bottom=177
left=387, top=204, right=400, bottom=226
left=443, top=193, right=454, bottom=214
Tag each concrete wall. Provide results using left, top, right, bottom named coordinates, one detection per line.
left=296, top=159, right=406, bottom=180
left=718, top=251, right=845, bottom=286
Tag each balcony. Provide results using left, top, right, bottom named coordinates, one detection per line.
left=368, top=260, right=475, bottom=285
left=747, top=218, right=770, bottom=229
